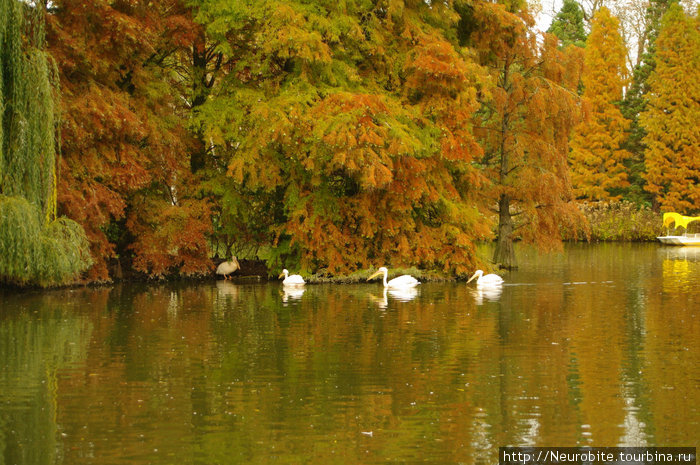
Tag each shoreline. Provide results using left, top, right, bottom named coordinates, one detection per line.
left=0, top=238, right=671, bottom=291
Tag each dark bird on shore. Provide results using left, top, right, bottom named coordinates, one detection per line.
left=216, top=257, right=241, bottom=280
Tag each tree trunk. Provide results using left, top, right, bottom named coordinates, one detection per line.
left=189, top=40, right=208, bottom=173
left=189, top=35, right=223, bottom=174
left=493, top=58, right=516, bottom=270
left=493, top=193, right=517, bottom=269
left=190, top=128, right=207, bottom=173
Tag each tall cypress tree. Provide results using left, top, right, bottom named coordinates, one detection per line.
left=0, top=0, right=91, bottom=286
left=620, top=0, right=678, bottom=204
left=569, top=7, right=632, bottom=201
left=641, top=4, right=700, bottom=213
left=467, top=2, right=585, bottom=269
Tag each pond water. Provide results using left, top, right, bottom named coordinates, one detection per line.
left=1, top=243, right=698, bottom=464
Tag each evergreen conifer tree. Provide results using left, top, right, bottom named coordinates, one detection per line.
left=548, top=0, right=588, bottom=48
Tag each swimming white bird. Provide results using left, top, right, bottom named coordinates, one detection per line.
left=216, top=257, right=240, bottom=280
left=467, top=269, right=503, bottom=287
left=279, top=269, right=305, bottom=286
left=367, top=267, right=420, bottom=289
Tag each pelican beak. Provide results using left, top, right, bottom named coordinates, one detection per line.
left=367, top=271, right=382, bottom=281
left=278, top=273, right=285, bottom=279
left=467, top=273, right=477, bottom=283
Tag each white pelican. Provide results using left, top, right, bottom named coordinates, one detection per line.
left=216, top=257, right=240, bottom=280
left=467, top=269, right=503, bottom=287
left=367, top=267, right=420, bottom=289
left=279, top=269, right=305, bottom=286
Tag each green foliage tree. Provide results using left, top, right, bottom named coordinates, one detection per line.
left=641, top=4, right=700, bottom=213
left=465, top=2, right=585, bottom=269
left=0, top=0, right=91, bottom=286
left=548, top=0, right=588, bottom=48
left=569, top=7, right=632, bottom=201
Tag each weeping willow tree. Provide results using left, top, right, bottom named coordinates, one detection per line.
left=0, top=0, right=91, bottom=286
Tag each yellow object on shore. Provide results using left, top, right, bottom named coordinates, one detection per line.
left=663, top=212, right=700, bottom=229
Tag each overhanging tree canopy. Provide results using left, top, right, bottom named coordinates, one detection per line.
left=194, top=0, right=489, bottom=275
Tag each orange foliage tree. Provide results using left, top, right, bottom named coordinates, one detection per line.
left=47, top=0, right=212, bottom=280
left=195, top=0, right=489, bottom=274
left=466, top=2, right=585, bottom=268
left=569, top=7, right=632, bottom=201
left=641, top=4, right=700, bottom=213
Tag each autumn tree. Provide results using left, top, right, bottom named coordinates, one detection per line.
left=47, top=0, right=212, bottom=280
left=641, top=4, right=700, bottom=213
left=547, top=0, right=587, bottom=95
left=620, top=0, right=677, bottom=204
left=0, top=0, right=91, bottom=286
left=569, top=7, right=632, bottom=201
left=194, top=0, right=488, bottom=274
left=571, top=0, right=670, bottom=73
left=465, top=2, right=585, bottom=269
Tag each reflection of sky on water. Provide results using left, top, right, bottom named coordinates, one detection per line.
left=619, top=392, right=648, bottom=447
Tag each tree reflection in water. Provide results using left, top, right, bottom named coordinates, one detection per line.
left=0, top=244, right=698, bottom=464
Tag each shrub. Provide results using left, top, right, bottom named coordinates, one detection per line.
left=575, top=201, right=663, bottom=241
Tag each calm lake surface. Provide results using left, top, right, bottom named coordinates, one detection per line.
left=1, top=243, right=698, bottom=464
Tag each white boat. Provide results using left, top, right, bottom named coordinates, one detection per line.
left=657, top=234, right=700, bottom=246
left=657, top=212, right=700, bottom=246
